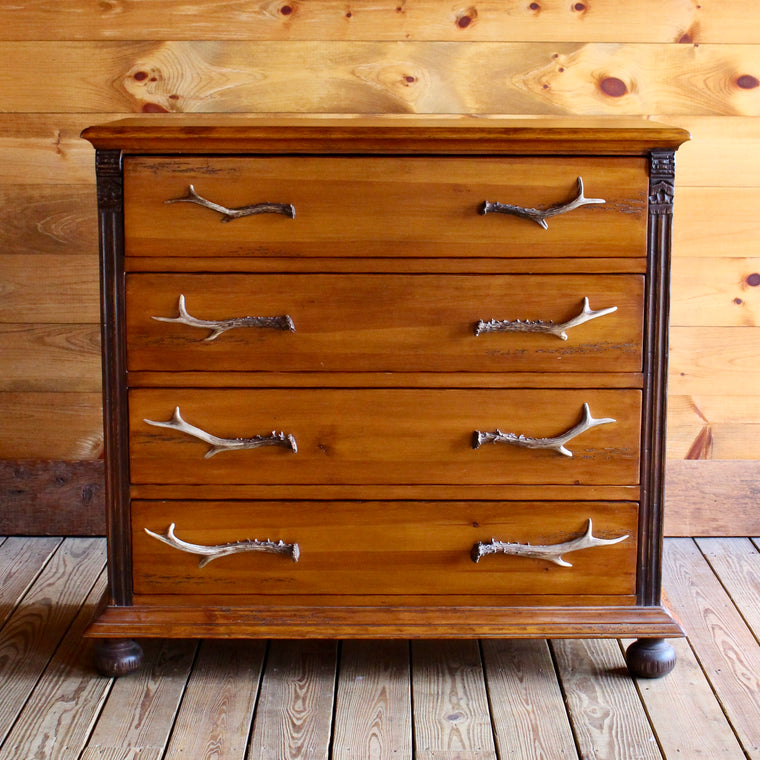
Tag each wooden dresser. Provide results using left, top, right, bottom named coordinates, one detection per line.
left=82, top=117, right=689, bottom=678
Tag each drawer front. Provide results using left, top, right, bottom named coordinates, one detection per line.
left=123, top=156, right=647, bottom=258
left=127, top=273, right=644, bottom=374
left=129, top=388, right=641, bottom=487
left=131, top=500, right=638, bottom=598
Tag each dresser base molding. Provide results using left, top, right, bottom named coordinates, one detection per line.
left=85, top=599, right=683, bottom=641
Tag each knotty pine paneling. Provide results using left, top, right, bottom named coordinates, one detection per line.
left=1, top=42, right=758, bottom=115
left=0, top=1, right=757, bottom=44
left=0, top=3, right=758, bottom=534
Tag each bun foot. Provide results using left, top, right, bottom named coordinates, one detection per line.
left=94, top=638, right=143, bottom=677
left=625, top=637, right=676, bottom=679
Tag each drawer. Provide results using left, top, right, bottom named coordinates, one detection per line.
left=129, top=388, right=641, bottom=487
left=131, top=500, right=639, bottom=598
left=126, top=273, right=644, bottom=374
left=123, top=156, right=647, bottom=258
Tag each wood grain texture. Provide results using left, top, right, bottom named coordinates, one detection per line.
left=667, top=394, right=760, bottom=460
left=665, top=460, right=760, bottom=536
left=0, top=460, right=105, bottom=536
left=0, top=538, right=106, bottom=744
left=131, top=500, right=638, bottom=598
left=0, top=535, right=61, bottom=626
left=696, top=537, right=760, bottom=637
left=669, top=326, right=760, bottom=397
left=0, top=186, right=97, bottom=257
left=81, top=639, right=197, bottom=760
left=127, top=273, right=644, bottom=374
left=2, top=42, right=759, bottom=115
left=671, top=257, right=760, bottom=327
left=480, top=639, right=578, bottom=760
left=0, top=570, right=109, bottom=760
left=411, top=640, right=496, bottom=760
left=0, top=255, right=99, bottom=323
left=663, top=538, right=760, bottom=756
left=128, top=388, right=642, bottom=487
left=0, top=323, right=100, bottom=392
left=552, top=638, right=663, bottom=760
left=621, top=636, right=747, bottom=760
left=162, top=640, right=265, bottom=760
left=0, top=393, right=103, bottom=459
left=332, top=640, right=412, bottom=760
left=248, top=640, right=337, bottom=760
left=2, top=1, right=757, bottom=43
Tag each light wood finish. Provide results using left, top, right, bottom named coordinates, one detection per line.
left=124, top=155, right=647, bottom=258
left=129, top=388, right=642, bottom=486
left=127, top=273, right=644, bottom=373
left=332, top=640, right=412, bottom=760
left=664, top=460, right=760, bottom=537
left=3, top=1, right=758, bottom=43
left=2, top=42, right=757, bottom=115
left=0, top=392, right=102, bottom=459
left=131, top=500, right=638, bottom=597
left=412, top=640, right=496, bottom=760
left=662, top=539, right=760, bottom=754
left=5, top=536, right=760, bottom=759
left=0, top=538, right=106, bottom=744
left=162, top=640, right=265, bottom=760
left=480, top=639, right=578, bottom=759
left=247, top=640, right=337, bottom=760
left=552, top=638, right=663, bottom=760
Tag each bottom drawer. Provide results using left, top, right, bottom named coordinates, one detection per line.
left=132, top=500, right=638, bottom=599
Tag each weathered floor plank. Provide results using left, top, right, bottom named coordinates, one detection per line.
left=697, top=536, right=760, bottom=636
left=481, top=639, right=579, bottom=760
left=412, top=640, right=496, bottom=760
left=333, top=640, right=412, bottom=760
left=247, top=640, right=338, bottom=760
left=0, top=537, right=106, bottom=746
left=81, top=639, right=198, bottom=760
left=0, top=570, right=110, bottom=760
left=622, top=636, right=747, bottom=760
left=663, top=538, right=760, bottom=758
left=552, top=638, right=663, bottom=760
left=163, top=639, right=266, bottom=760
left=0, top=534, right=61, bottom=627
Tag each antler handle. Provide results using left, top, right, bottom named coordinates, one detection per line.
left=471, top=518, right=628, bottom=566
left=144, top=406, right=297, bottom=458
left=153, top=294, right=295, bottom=342
left=145, top=523, right=300, bottom=567
left=480, top=177, right=604, bottom=229
left=165, top=184, right=295, bottom=222
left=475, top=297, right=617, bottom=341
left=473, top=402, right=615, bottom=458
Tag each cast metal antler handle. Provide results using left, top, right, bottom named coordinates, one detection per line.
left=145, top=523, right=300, bottom=566
left=165, top=184, right=296, bottom=222
left=144, top=406, right=298, bottom=458
left=480, top=177, right=605, bottom=229
left=475, top=297, right=617, bottom=340
left=473, top=402, right=615, bottom=458
left=153, top=294, right=295, bottom=342
left=471, top=519, right=628, bottom=567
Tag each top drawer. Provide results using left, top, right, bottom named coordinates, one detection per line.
left=123, top=156, right=648, bottom=259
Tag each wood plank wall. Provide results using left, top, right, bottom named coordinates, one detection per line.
left=1, top=1, right=758, bottom=535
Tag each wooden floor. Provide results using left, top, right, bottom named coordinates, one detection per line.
left=1, top=537, right=759, bottom=759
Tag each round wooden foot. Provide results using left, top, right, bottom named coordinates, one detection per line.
left=625, top=638, right=676, bottom=679
left=94, top=638, right=144, bottom=677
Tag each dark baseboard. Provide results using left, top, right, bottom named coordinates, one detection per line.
left=1, top=458, right=758, bottom=537
left=0, top=460, right=105, bottom=536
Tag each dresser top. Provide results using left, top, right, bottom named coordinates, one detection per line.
left=82, top=116, right=689, bottom=156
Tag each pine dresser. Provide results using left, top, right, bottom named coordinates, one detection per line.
left=82, top=117, right=689, bottom=678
